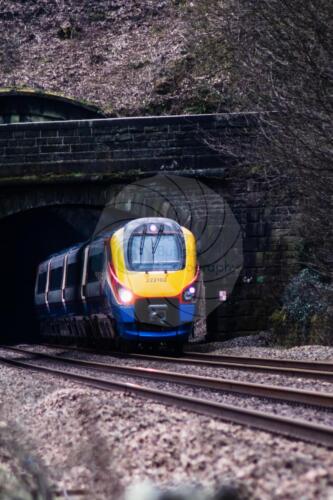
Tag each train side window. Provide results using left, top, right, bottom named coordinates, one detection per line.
left=66, top=262, right=79, bottom=288
left=87, top=249, right=104, bottom=283
left=49, top=266, right=63, bottom=291
left=37, top=271, right=47, bottom=294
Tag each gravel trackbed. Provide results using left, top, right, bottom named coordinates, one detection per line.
left=1, top=348, right=333, bottom=499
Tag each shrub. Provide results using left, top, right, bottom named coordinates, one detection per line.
left=271, top=269, right=332, bottom=345
left=283, top=269, right=329, bottom=322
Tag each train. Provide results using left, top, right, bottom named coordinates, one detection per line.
left=34, top=217, right=200, bottom=351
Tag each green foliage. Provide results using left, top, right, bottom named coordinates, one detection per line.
left=171, top=0, right=188, bottom=6
left=283, top=269, right=329, bottom=323
left=183, top=84, right=224, bottom=114
left=249, top=165, right=264, bottom=174
left=271, top=269, right=332, bottom=345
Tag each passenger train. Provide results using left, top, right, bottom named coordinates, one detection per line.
left=35, top=217, right=200, bottom=351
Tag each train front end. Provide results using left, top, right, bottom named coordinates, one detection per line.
left=107, top=218, right=199, bottom=347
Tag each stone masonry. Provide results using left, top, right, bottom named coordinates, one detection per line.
left=0, top=113, right=297, bottom=337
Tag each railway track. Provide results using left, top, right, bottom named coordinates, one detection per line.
left=126, top=353, right=333, bottom=380
left=41, top=342, right=333, bottom=381
left=0, top=345, right=333, bottom=448
left=183, top=351, right=333, bottom=373
left=4, top=345, right=333, bottom=409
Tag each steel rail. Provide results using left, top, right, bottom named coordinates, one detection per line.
left=3, top=346, right=333, bottom=409
left=0, top=353, right=332, bottom=449
left=117, top=352, right=333, bottom=381
left=183, top=351, right=333, bottom=373
left=39, top=341, right=333, bottom=381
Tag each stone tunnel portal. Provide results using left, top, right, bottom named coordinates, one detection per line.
left=0, top=205, right=102, bottom=343
left=0, top=89, right=105, bottom=124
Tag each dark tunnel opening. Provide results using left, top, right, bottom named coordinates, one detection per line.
left=0, top=205, right=102, bottom=344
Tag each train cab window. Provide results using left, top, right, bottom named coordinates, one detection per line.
left=49, top=266, right=63, bottom=291
left=37, top=271, right=47, bottom=294
left=87, top=248, right=105, bottom=283
left=66, top=262, right=79, bottom=288
left=128, top=233, right=184, bottom=271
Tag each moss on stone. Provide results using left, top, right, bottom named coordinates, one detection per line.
left=0, top=169, right=144, bottom=186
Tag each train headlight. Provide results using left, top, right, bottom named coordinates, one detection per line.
left=108, top=264, right=136, bottom=305
left=118, top=287, right=134, bottom=305
left=183, top=285, right=196, bottom=302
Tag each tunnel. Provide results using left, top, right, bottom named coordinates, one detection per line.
left=0, top=205, right=102, bottom=344
left=0, top=88, right=105, bottom=123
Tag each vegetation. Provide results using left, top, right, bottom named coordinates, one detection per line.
left=0, top=0, right=331, bottom=343
left=189, top=0, right=333, bottom=343
left=0, top=0, right=207, bottom=116
left=271, top=270, right=332, bottom=345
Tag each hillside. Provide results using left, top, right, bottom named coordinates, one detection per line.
left=0, top=0, right=224, bottom=116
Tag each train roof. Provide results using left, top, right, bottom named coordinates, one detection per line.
left=47, top=241, right=84, bottom=260
left=123, top=217, right=182, bottom=236
left=37, top=216, right=184, bottom=269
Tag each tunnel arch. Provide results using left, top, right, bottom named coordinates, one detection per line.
left=0, top=88, right=105, bottom=123
left=0, top=204, right=104, bottom=343
left=0, top=183, right=124, bottom=220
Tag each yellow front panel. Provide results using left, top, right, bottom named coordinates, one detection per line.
left=110, top=227, right=196, bottom=297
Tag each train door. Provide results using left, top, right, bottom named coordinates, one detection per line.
left=34, top=261, right=49, bottom=319
left=84, top=240, right=106, bottom=315
left=47, top=256, right=65, bottom=317
left=63, top=247, right=81, bottom=317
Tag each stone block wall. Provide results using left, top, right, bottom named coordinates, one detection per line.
left=0, top=113, right=297, bottom=338
left=0, top=113, right=257, bottom=182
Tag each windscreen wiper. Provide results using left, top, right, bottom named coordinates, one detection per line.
left=152, top=224, right=164, bottom=258
left=139, top=224, right=147, bottom=263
